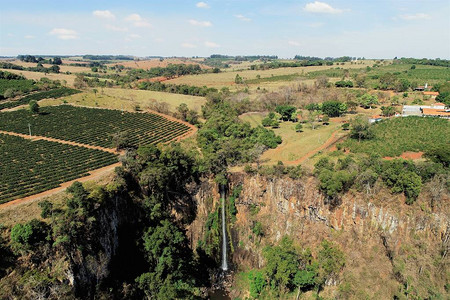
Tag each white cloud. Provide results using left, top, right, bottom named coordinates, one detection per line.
left=288, top=41, right=301, bottom=46
left=7, top=33, right=14, bottom=37
left=105, top=24, right=128, bottom=32
left=125, top=14, right=142, bottom=22
left=304, top=1, right=343, bottom=14
left=400, top=13, right=430, bottom=20
left=308, top=22, right=324, bottom=28
left=204, top=41, right=219, bottom=48
left=125, top=14, right=152, bottom=27
left=189, top=19, right=212, bottom=27
left=128, top=34, right=141, bottom=39
left=24, top=35, right=35, bottom=39
left=196, top=2, right=209, bottom=8
left=93, top=10, right=115, bottom=19
left=234, top=14, right=251, bottom=22
left=181, top=42, right=197, bottom=48
left=49, top=28, right=78, bottom=40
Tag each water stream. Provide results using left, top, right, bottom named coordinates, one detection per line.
left=220, top=185, right=228, bottom=271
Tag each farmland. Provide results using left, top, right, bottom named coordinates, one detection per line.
left=341, top=116, right=450, bottom=157
left=165, top=61, right=373, bottom=90
left=0, top=133, right=117, bottom=203
left=40, top=87, right=206, bottom=113
left=0, top=87, right=80, bottom=110
left=0, top=105, right=192, bottom=148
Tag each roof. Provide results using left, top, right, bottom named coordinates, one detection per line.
left=421, top=108, right=450, bottom=117
left=434, top=102, right=446, bottom=106
left=371, top=115, right=383, bottom=119
left=423, top=91, right=439, bottom=96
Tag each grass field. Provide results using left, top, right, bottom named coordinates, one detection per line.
left=0, top=105, right=192, bottom=148
left=8, top=60, right=92, bottom=73
left=341, top=116, right=450, bottom=157
left=0, top=68, right=77, bottom=86
left=40, top=88, right=206, bottom=113
left=165, top=61, right=374, bottom=90
left=0, top=133, right=117, bottom=203
left=239, top=112, right=344, bottom=164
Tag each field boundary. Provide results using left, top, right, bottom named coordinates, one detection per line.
left=0, top=162, right=121, bottom=210
left=0, top=130, right=118, bottom=153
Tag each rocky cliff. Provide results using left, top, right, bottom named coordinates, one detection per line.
left=188, top=173, right=450, bottom=298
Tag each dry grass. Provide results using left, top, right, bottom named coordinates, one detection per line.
left=0, top=68, right=77, bottom=86
left=166, top=61, right=375, bottom=90
left=8, top=60, right=92, bottom=73
left=239, top=112, right=345, bottom=165
left=40, top=87, right=206, bottom=113
left=106, top=58, right=211, bottom=70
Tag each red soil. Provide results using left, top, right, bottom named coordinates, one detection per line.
left=383, top=152, right=424, bottom=161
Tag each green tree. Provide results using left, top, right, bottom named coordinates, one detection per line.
left=350, top=115, right=373, bottom=142
left=317, top=240, right=345, bottom=285
left=235, top=74, right=243, bottom=84
left=275, top=105, right=297, bottom=121
left=38, top=200, right=53, bottom=219
left=295, top=123, right=303, bottom=132
left=263, top=236, right=300, bottom=292
left=29, top=100, right=39, bottom=114
left=249, top=270, right=266, bottom=298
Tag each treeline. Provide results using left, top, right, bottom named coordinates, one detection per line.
left=129, top=63, right=204, bottom=79
left=17, top=55, right=62, bottom=65
left=395, top=57, right=450, bottom=68
left=0, top=62, right=60, bottom=74
left=82, top=55, right=134, bottom=61
left=250, top=59, right=334, bottom=70
left=209, top=54, right=278, bottom=61
left=137, top=81, right=218, bottom=97
left=294, top=55, right=356, bottom=62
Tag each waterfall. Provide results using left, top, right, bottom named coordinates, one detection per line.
left=221, top=187, right=228, bottom=271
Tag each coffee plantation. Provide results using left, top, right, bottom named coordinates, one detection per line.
left=0, top=105, right=192, bottom=148
left=0, top=87, right=80, bottom=110
left=0, top=134, right=118, bottom=203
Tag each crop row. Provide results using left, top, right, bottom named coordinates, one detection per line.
left=0, top=105, right=192, bottom=148
left=0, top=133, right=118, bottom=204
left=0, top=87, right=80, bottom=110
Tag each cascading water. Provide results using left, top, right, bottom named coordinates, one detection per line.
left=221, top=186, right=228, bottom=271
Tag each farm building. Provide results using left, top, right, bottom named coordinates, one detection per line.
left=369, top=115, right=383, bottom=123
left=421, top=108, right=450, bottom=119
left=423, top=91, right=440, bottom=98
left=402, top=103, right=446, bottom=116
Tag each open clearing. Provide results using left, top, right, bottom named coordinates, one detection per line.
left=0, top=68, right=77, bottom=86
left=166, top=61, right=374, bottom=89
left=239, top=112, right=345, bottom=164
left=40, top=88, right=206, bottom=113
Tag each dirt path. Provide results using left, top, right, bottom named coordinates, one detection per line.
left=0, top=130, right=118, bottom=153
left=284, top=129, right=342, bottom=165
left=0, top=162, right=121, bottom=210
left=0, top=107, right=196, bottom=210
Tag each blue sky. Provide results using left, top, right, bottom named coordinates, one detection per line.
left=1, top=0, right=449, bottom=58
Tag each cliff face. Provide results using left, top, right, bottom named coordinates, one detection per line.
left=189, top=173, right=450, bottom=298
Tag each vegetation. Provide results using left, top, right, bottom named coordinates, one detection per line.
left=343, top=117, right=449, bottom=157
left=0, top=87, right=81, bottom=110
left=247, top=237, right=345, bottom=298
left=0, top=134, right=117, bottom=203
left=0, top=105, right=191, bottom=148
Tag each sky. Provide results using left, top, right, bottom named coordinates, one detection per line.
left=1, top=0, right=449, bottom=59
